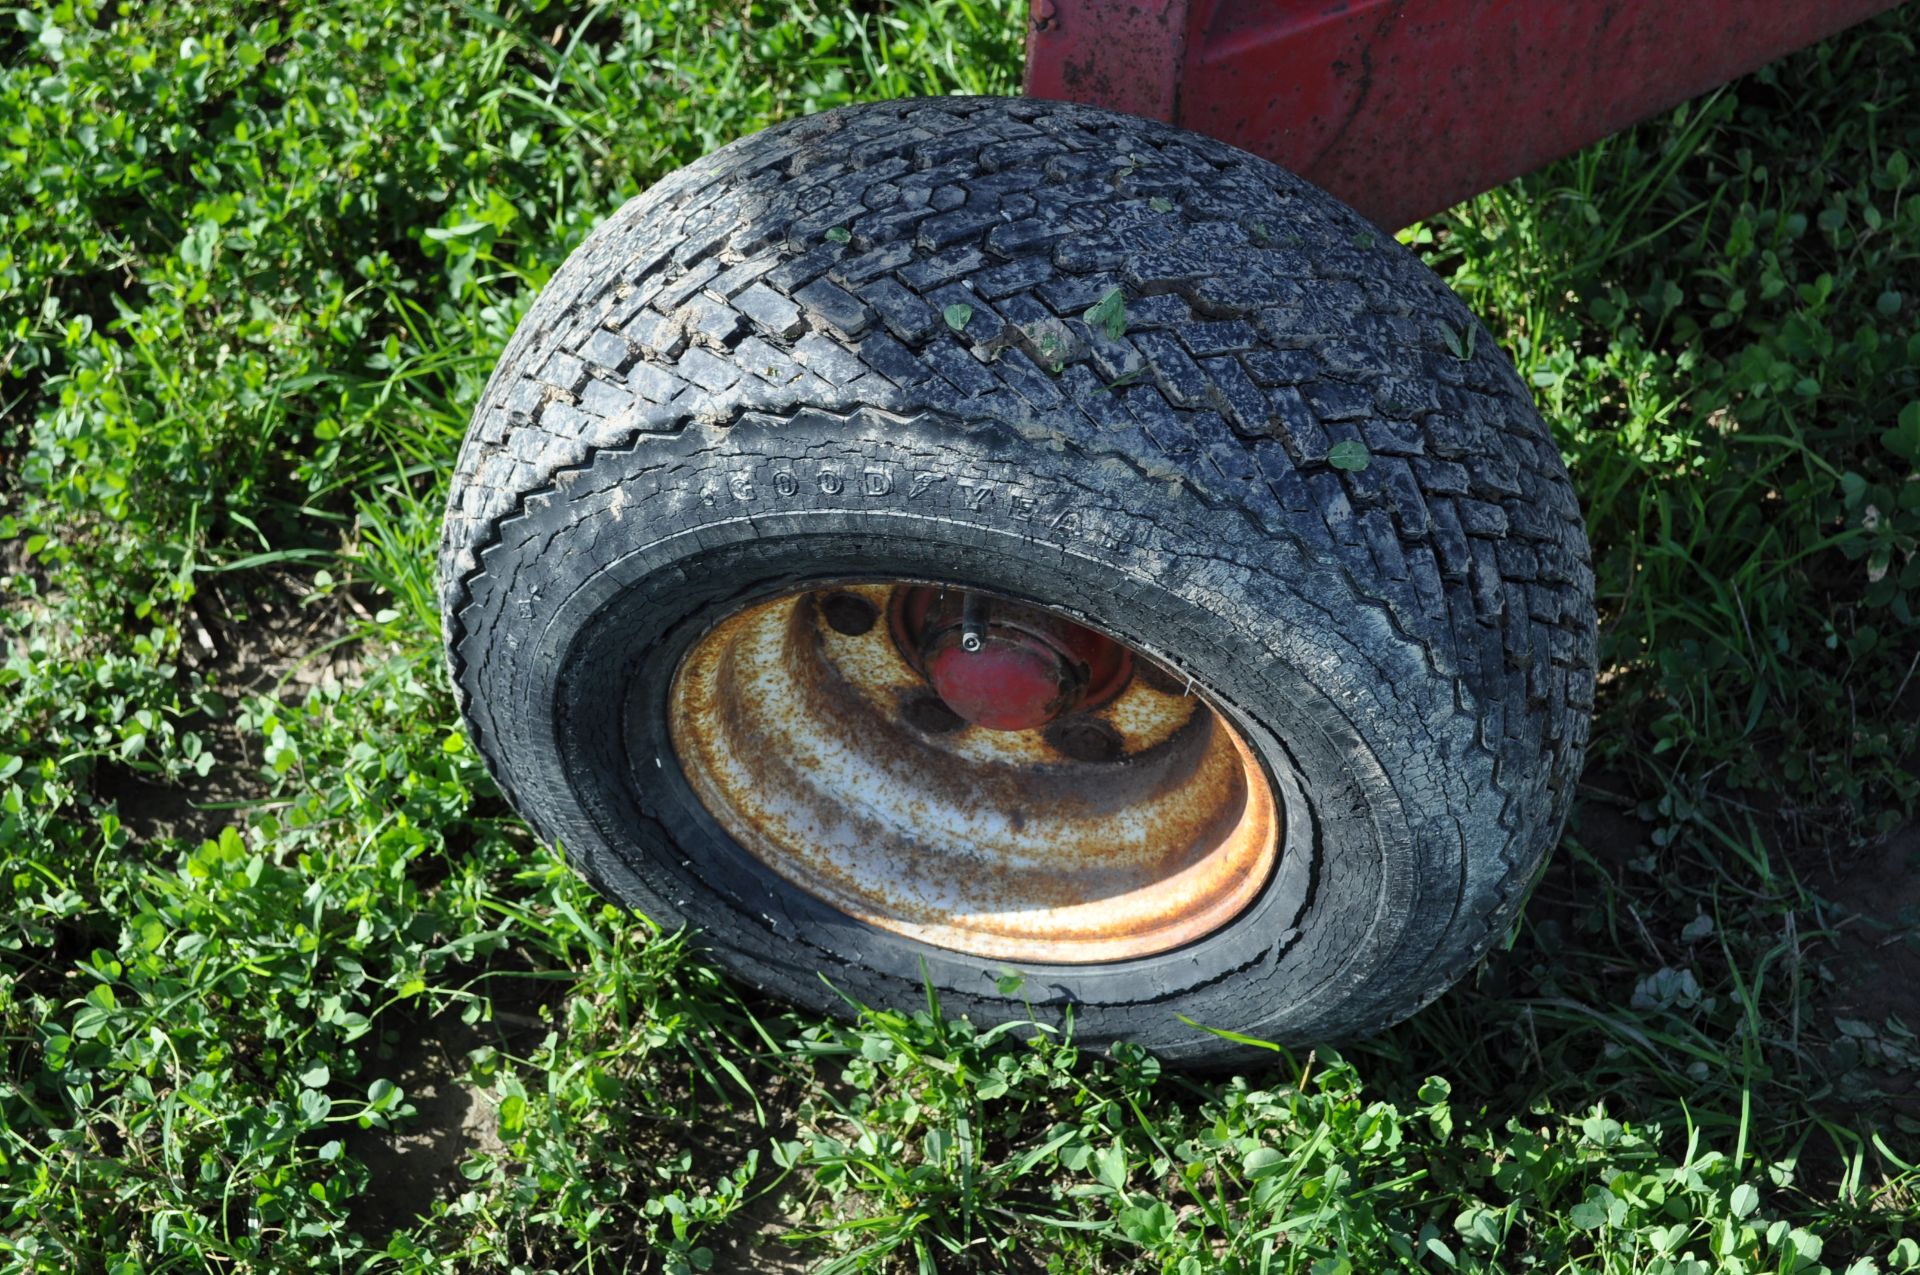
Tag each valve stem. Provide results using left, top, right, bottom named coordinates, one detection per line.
left=959, top=592, right=988, bottom=653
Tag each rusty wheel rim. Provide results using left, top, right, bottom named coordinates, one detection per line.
left=666, top=582, right=1281, bottom=964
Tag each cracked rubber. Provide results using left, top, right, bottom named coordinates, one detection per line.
left=440, top=97, right=1596, bottom=1066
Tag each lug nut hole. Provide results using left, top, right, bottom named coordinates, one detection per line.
left=820, top=591, right=879, bottom=636
left=902, top=694, right=967, bottom=735
left=1044, top=717, right=1125, bottom=764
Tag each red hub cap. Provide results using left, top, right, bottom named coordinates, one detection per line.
left=889, top=587, right=1133, bottom=731
left=923, top=637, right=1073, bottom=731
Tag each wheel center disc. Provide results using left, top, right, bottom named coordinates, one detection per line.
left=665, top=582, right=1281, bottom=964
left=924, top=637, right=1073, bottom=732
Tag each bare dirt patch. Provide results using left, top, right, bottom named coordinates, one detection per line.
left=1817, top=821, right=1920, bottom=1118
left=99, top=571, right=372, bottom=847
left=698, top=1073, right=815, bottom=1274
left=345, top=1011, right=510, bottom=1242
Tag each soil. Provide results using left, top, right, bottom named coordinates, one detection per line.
left=1815, top=820, right=1920, bottom=1116
left=1440, top=767, right=1920, bottom=1156
left=706, top=1188, right=816, bottom=1273
left=96, top=570, right=373, bottom=848
left=688, top=1079, right=816, bottom=1274
left=343, top=1010, right=511, bottom=1242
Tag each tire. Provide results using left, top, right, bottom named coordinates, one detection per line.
left=439, top=97, right=1595, bottom=1066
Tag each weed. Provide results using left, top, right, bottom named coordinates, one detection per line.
left=1083, top=286, right=1128, bottom=341
left=1327, top=439, right=1371, bottom=472
left=1439, top=319, right=1478, bottom=361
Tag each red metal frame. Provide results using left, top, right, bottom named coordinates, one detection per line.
left=1026, top=0, right=1907, bottom=230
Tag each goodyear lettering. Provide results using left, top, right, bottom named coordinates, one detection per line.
left=711, top=463, right=1084, bottom=540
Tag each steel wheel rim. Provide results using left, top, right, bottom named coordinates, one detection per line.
left=666, top=581, right=1281, bottom=964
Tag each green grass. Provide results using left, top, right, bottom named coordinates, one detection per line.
left=2, top=1, right=1917, bottom=1271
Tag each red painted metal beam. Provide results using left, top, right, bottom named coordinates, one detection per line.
left=1026, top=0, right=1909, bottom=230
